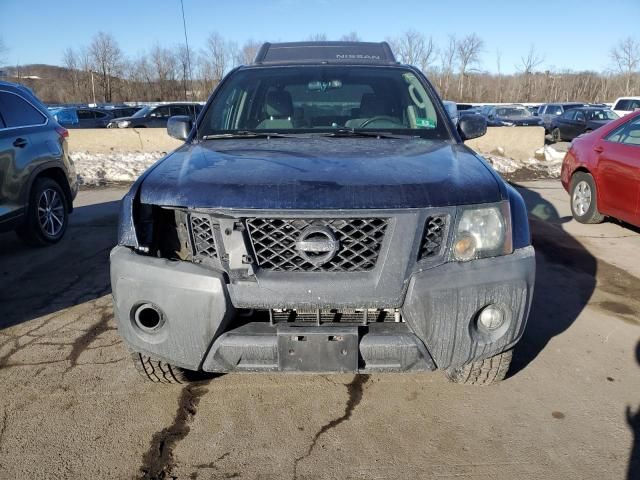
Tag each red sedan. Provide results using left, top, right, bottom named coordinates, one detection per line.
left=561, top=110, right=640, bottom=226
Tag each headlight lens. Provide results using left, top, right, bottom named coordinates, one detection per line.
left=117, top=120, right=131, bottom=128
left=453, top=203, right=512, bottom=261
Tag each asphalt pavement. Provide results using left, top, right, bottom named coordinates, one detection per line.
left=0, top=181, right=638, bottom=480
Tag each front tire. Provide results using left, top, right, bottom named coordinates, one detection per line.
left=552, top=128, right=562, bottom=143
left=131, top=353, right=217, bottom=384
left=445, top=349, right=512, bottom=385
left=570, top=172, right=605, bottom=224
left=16, top=177, right=69, bottom=246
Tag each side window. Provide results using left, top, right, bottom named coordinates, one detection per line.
left=563, top=110, right=576, bottom=120
left=77, top=109, right=95, bottom=120
left=55, top=109, right=78, bottom=125
left=170, top=105, right=189, bottom=116
left=605, top=118, right=640, bottom=143
left=575, top=111, right=585, bottom=122
left=547, top=105, right=561, bottom=115
left=94, top=111, right=108, bottom=119
left=151, top=106, right=171, bottom=118
left=630, top=100, right=640, bottom=111
left=0, top=113, right=5, bottom=128
left=621, top=123, right=640, bottom=145
left=0, top=91, right=47, bottom=128
left=614, top=100, right=630, bottom=111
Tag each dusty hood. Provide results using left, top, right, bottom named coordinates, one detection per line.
left=138, top=137, right=503, bottom=210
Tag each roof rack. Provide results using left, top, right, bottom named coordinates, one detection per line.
left=253, top=41, right=397, bottom=65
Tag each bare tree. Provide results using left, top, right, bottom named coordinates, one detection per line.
left=517, top=45, right=544, bottom=101
left=62, top=48, right=80, bottom=97
left=176, top=44, right=195, bottom=100
left=307, top=33, right=328, bottom=41
left=439, top=35, right=457, bottom=99
left=150, top=44, right=178, bottom=99
left=456, top=33, right=484, bottom=98
left=235, top=39, right=262, bottom=66
left=390, top=30, right=436, bottom=72
left=610, top=37, right=640, bottom=95
left=0, top=36, right=7, bottom=66
left=89, top=32, right=123, bottom=102
left=200, top=32, right=232, bottom=89
left=495, top=49, right=502, bottom=102
left=340, top=32, right=361, bottom=42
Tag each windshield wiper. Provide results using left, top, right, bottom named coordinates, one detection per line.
left=319, top=129, right=418, bottom=139
left=201, top=131, right=306, bottom=140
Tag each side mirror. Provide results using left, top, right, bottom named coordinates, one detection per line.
left=459, top=115, right=487, bottom=140
left=167, top=115, right=192, bottom=141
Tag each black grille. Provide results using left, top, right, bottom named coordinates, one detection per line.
left=246, top=218, right=388, bottom=272
left=419, top=216, right=447, bottom=260
left=189, top=214, right=218, bottom=259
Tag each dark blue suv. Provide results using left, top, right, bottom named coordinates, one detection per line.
left=111, top=42, right=535, bottom=385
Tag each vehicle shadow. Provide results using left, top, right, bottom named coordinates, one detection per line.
left=508, top=184, right=597, bottom=376
left=0, top=199, right=120, bottom=330
left=627, top=341, right=640, bottom=480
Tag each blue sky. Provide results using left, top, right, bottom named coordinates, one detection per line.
left=1, top=0, right=638, bottom=74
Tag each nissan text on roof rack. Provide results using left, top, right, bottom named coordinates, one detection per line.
left=110, top=42, right=535, bottom=385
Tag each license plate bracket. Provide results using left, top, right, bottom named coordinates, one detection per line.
left=277, top=325, right=359, bottom=372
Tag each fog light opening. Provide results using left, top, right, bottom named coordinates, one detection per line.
left=477, top=305, right=505, bottom=332
left=134, top=303, right=163, bottom=332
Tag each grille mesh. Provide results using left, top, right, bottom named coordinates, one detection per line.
left=419, top=216, right=447, bottom=259
left=271, top=308, right=393, bottom=324
left=189, top=214, right=218, bottom=259
left=246, top=218, right=388, bottom=272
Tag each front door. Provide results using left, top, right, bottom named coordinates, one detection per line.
left=595, top=116, right=640, bottom=224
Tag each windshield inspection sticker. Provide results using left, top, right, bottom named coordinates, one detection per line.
left=416, top=118, right=436, bottom=128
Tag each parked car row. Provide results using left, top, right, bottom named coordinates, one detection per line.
left=106, top=103, right=202, bottom=129
left=550, top=107, right=619, bottom=142
left=47, top=102, right=202, bottom=129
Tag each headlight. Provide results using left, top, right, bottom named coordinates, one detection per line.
left=117, top=120, right=131, bottom=128
left=452, top=202, right=512, bottom=261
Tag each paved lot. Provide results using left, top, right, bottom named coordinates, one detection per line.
left=0, top=181, right=638, bottom=480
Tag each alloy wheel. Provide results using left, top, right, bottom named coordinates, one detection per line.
left=37, top=188, right=65, bottom=237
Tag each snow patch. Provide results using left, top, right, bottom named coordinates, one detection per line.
left=70, top=151, right=166, bottom=186
left=71, top=146, right=566, bottom=188
left=482, top=146, right=565, bottom=179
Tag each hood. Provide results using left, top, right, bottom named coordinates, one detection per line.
left=109, top=116, right=134, bottom=123
left=497, top=115, right=541, bottom=125
left=139, top=138, right=503, bottom=210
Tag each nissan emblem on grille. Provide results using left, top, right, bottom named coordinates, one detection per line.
left=294, top=226, right=340, bottom=266
left=245, top=217, right=388, bottom=272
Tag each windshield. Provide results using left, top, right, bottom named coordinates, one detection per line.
left=496, top=107, right=530, bottom=118
left=585, top=109, right=619, bottom=121
left=198, top=66, right=450, bottom=140
left=131, top=106, right=153, bottom=118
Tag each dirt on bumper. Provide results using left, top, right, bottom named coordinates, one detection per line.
left=110, top=246, right=535, bottom=372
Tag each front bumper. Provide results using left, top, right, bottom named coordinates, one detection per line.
left=110, top=245, right=535, bottom=372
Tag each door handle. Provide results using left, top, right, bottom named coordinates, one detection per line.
left=13, top=138, right=28, bottom=148
left=593, top=145, right=604, bottom=153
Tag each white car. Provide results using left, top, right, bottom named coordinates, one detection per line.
left=611, top=97, right=640, bottom=117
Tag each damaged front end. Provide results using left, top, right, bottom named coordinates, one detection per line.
left=111, top=182, right=535, bottom=374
